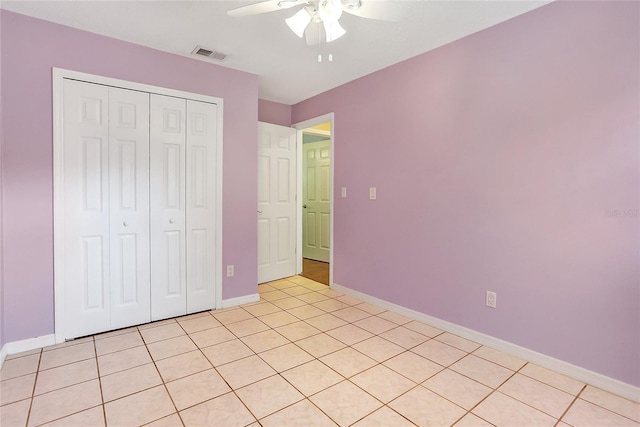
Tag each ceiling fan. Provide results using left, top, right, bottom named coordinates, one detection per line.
left=227, top=0, right=403, bottom=45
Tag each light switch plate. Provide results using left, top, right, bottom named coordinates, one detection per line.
left=369, top=187, right=377, bottom=200
left=341, top=187, right=347, bottom=198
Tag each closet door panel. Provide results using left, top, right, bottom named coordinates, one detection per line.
left=62, top=79, right=111, bottom=338
left=109, top=87, right=151, bottom=329
left=150, top=94, right=187, bottom=321
left=186, top=100, right=218, bottom=312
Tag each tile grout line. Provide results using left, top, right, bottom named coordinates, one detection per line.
left=554, top=384, right=587, bottom=427
left=92, top=336, right=108, bottom=427
left=23, top=348, right=43, bottom=427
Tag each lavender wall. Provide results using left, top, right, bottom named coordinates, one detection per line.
left=0, top=10, right=259, bottom=346
left=292, top=1, right=640, bottom=386
left=258, top=99, right=292, bottom=126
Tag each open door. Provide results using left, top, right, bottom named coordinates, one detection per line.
left=257, top=122, right=297, bottom=283
left=302, top=138, right=331, bottom=262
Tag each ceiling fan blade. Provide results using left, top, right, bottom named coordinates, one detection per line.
left=341, top=0, right=405, bottom=21
left=305, top=21, right=323, bottom=46
left=227, top=0, right=302, bottom=17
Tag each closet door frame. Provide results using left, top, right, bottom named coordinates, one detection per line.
left=52, top=68, right=224, bottom=344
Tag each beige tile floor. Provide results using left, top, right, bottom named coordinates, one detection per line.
left=1, top=275, right=639, bottom=426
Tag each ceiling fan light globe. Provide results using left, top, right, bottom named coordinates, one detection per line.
left=318, top=0, right=343, bottom=22
left=286, top=8, right=312, bottom=38
left=323, top=19, right=346, bottom=42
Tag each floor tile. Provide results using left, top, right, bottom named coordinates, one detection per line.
left=450, top=354, right=514, bottom=388
left=0, top=398, right=31, bottom=427
left=454, top=413, right=494, bottom=426
left=166, top=369, right=231, bottom=410
left=435, top=332, right=481, bottom=353
left=423, top=368, right=492, bottom=410
left=258, top=311, right=300, bottom=328
left=241, top=329, right=289, bottom=353
left=258, top=343, right=314, bottom=372
left=260, top=399, right=337, bottom=427
left=212, top=308, right=254, bottom=324
left=105, top=385, right=176, bottom=426
left=271, top=296, right=309, bottom=310
left=98, top=345, right=152, bottom=376
left=281, top=360, right=343, bottom=396
left=39, top=342, right=95, bottom=371
left=326, top=324, right=374, bottom=346
left=260, top=290, right=291, bottom=302
left=147, top=335, right=198, bottom=361
left=336, top=295, right=364, bottom=306
left=28, top=379, right=102, bottom=426
left=351, top=365, right=416, bottom=403
left=180, top=392, right=256, bottom=427
left=352, top=406, right=415, bottom=427
left=295, top=333, right=346, bottom=358
left=0, top=373, right=35, bottom=406
left=216, top=355, right=276, bottom=389
left=403, top=321, right=444, bottom=338
left=225, top=318, right=271, bottom=337
left=389, top=385, right=466, bottom=427
left=411, top=339, right=467, bottom=366
left=281, top=286, right=314, bottom=297
left=155, top=350, right=212, bottom=382
left=499, top=373, right=574, bottom=418
left=139, top=323, right=185, bottom=344
left=177, top=314, right=222, bottom=334
left=39, top=405, right=104, bottom=427
left=472, top=345, right=527, bottom=371
left=94, top=330, right=144, bottom=356
left=316, top=288, right=344, bottom=299
left=320, top=347, right=378, bottom=378
left=243, top=302, right=282, bottom=317
left=312, top=299, right=349, bottom=313
left=354, top=303, right=386, bottom=315
left=353, top=316, right=397, bottom=335
left=472, top=391, right=557, bottom=427
left=258, top=283, right=276, bottom=293
left=294, top=292, right=330, bottom=304
left=93, top=326, right=139, bottom=341
left=189, top=325, right=236, bottom=348
left=562, top=398, right=639, bottom=426
left=201, top=339, right=254, bottom=366
left=101, top=362, right=162, bottom=402
left=271, top=278, right=302, bottom=289
left=35, top=358, right=97, bottom=395
left=519, top=363, right=585, bottom=395
left=375, top=311, right=412, bottom=325
left=42, top=337, right=93, bottom=352
left=301, top=281, right=330, bottom=291
left=236, top=375, right=304, bottom=419
left=5, top=348, right=41, bottom=360
left=137, top=318, right=177, bottom=330
left=580, top=385, right=640, bottom=422
left=311, top=380, right=382, bottom=426
left=276, top=321, right=321, bottom=341
left=287, top=304, right=327, bottom=320
left=379, top=326, right=429, bottom=349
left=143, top=413, right=183, bottom=427
left=332, top=306, right=371, bottom=323
left=304, top=313, right=348, bottom=331
left=384, top=351, right=444, bottom=383
left=352, top=336, right=405, bottom=362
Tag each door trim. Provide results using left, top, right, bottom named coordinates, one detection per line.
left=292, top=113, right=334, bottom=285
left=52, top=68, right=224, bottom=343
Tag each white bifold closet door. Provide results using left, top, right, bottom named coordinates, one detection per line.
left=150, top=94, right=217, bottom=321
left=63, top=79, right=150, bottom=338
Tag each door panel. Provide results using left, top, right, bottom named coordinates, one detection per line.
left=63, top=79, right=111, bottom=338
left=108, top=87, right=151, bottom=329
left=302, top=140, right=331, bottom=262
left=186, top=100, right=218, bottom=312
left=150, top=94, right=187, bottom=321
left=257, top=122, right=297, bottom=284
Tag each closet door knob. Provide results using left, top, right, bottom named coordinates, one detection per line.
left=123, top=221, right=128, bottom=226
left=169, top=219, right=174, bottom=224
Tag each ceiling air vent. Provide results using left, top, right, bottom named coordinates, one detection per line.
left=191, top=46, right=229, bottom=62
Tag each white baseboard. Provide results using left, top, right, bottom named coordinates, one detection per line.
left=331, top=282, right=640, bottom=403
left=221, top=293, right=260, bottom=309
left=0, top=334, right=56, bottom=369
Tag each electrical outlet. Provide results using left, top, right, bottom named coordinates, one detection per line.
left=486, top=291, right=497, bottom=308
left=369, top=187, right=377, bottom=200
left=226, top=265, right=235, bottom=277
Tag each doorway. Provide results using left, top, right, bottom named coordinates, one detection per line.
left=299, top=121, right=331, bottom=285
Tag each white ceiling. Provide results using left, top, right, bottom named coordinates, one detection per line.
left=1, top=0, right=551, bottom=104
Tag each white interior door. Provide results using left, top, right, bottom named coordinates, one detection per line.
left=62, top=79, right=111, bottom=338
left=150, top=94, right=187, bottom=321
left=303, top=140, right=331, bottom=263
left=257, top=122, right=297, bottom=284
left=186, top=100, right=218, bottom=312
left=108, top=87, right=151, bottom=329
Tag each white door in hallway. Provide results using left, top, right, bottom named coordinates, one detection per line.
left=257, top=122, right=297, bottom=284
left=303, top=140, right=331, bottom=263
